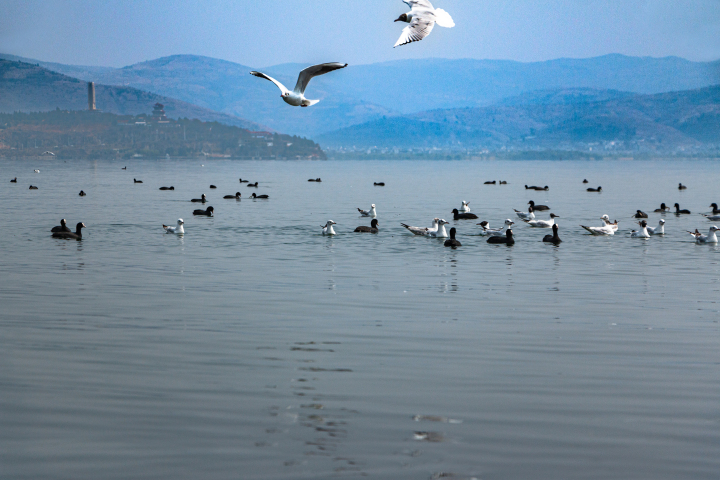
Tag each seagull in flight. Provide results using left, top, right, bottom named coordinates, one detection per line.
left=250, top=63, right=348, bottom=107
left=394, top=0, right=455, bottom=48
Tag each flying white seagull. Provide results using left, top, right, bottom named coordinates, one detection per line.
left=394, top=0, right=455, bottom=48
left=250, top=63, right=348, bottom=107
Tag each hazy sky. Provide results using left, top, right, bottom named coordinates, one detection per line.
left=2, top=0, right=719, bottom=67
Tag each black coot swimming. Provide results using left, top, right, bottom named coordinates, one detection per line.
left=710, top=203, right=720, bottom=215
left=452, top=209, right=478, bottom=220
left=224, top=192, right=241, bottom=199
left=583, top=179, right=589, bottom=183
left=374, top=182, right=385, bottom=186
left=191, top=194, right=207, bottom=203
left=239, top=178, right=249, bottom=183
left=499, top=181, right=508, bottom=185
left=528, top=200, right=550, bottom=211
left=308, top=178, right=322, bottom=182
left=159, top=186, right=174, bottom=190
left=10, top=177, right=17, bottom=183
left=354, top=218, right=379, bottom=233
left=210, top=185, right=217, bottom=189
left=29, top=185, right=38, bottom=190
left=52, top=222, right=85, bottom=240
left=488, top=229, right=514, bottom=245
left=444, top=228, right=461, bottom=248
left=674, top=203, right=691, bottom=214
left=51, top=219, right=71, bottom=233
left=247, top=182, right=259, bottom=187
left=251, top=193, right=269, bottom=199
left=193, top=206, right=214, bottom=216
left=79, top=190, right=86, bottom=196
left=654, top=203, right=669, bottom=212
left=678, top=183, right=687, bottom=190
left=587, top=186, right=602, bottom=192
left=122, top=166, right=127, bottom=170
left=134, top=178, right=143, bottom=183
left=543, top=224, right=562, bottom=243
left=633, top=210, right=649, bottom=218
left=484, top=180, right=496, bottom=185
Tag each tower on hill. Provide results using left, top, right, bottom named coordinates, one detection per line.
left=88, top=82, right=96, bottom=111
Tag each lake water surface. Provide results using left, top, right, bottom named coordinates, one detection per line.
left=1, top=158, right=719, bottom=479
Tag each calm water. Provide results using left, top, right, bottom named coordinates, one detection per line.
left=1, top=158, right=719, bottom=480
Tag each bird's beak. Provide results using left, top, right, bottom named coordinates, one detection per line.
left=394, top=16, right=403, bottom=22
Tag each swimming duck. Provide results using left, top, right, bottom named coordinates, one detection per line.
left=499, top=181, right=508, bottom=185
left=484, top=180, right=496, bottom=185
left=444, top=228, right=461, bottom=248
left=29, top=185, right=38, bottom=190
left=308, top=178, right=322, bottom=182
left=654, top=203, right=669, bottom=213
left=122, top=166, right=127, bottom=170
left=354, top=219, right=379, bottom=233
left=193, top=206, right=214, bottom=216
left=401, top=218, right=439, bottom=236
left=514, top=206, right=535, bottom=221
left=678, top=183, right=687, bottom=190
left=647, top=219, right=665, bottom=235
left=709, top=203, right=720, bottom=215
left=51, top=219, right=71, bottom=233
left=34, top=169, right=40, bottom=173
left=528, top=200, right=550, bottom=211
left=674, top=203, right=691, bottom=215
left=159, top=186, right=175, bottom=190
left=191, top=194, right=207, bottom=203
left=52, top=222, right=85, bottom=240
left=163, top=219, right=184, bottom=234
left=251, top=193, right=269, bottom=199
left=633, top=210, right=649, bottom=219
left=582, top=179, right=589, bottom=183
left=477, top=219, right=514, bottom=237
left=239, top=178, right=249, bottom=183
left=224, top=192, right=241, bottom=199
left=543, top=224, right=562, bottom=243
left=210, top=185, right=217, bottom=189
left=427, top=219, right=449, bottom=238
left=374, top=182, right=385, bottom=186
left=321, top=220, right=336, bottom=235
left=631, top=220, right=650, bottom=238
left=587, top=186, right=602, bottom=192
left=10, top=177, right=17, bottom=183
left=524, top=213, right=559, bottom=228
left=451, top=209, right=478, bottom=220
left=134, top=178, right=142, bottom=183
left=526, top=185, right=549, bottom=191
left=688, top=226, right=719, bottom=243
left=358, top=204, right=377, bottom=217
left=78, top=190, right=86, bottom=196
left=459, top=201, right=471, bottom=213
left=247, top=182, right=259, bottom=187
left=487, top=229, right=514, bottom=245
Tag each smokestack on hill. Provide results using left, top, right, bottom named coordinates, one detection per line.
left=88, top=82, right=96, bottom=111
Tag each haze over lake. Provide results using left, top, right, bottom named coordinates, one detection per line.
left=2, top=158, right=719, bottom=479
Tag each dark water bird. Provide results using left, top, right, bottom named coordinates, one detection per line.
left=51, top=219, right=71, bottom=233
left=79, top=190, right=86, bottom=196
left=452, top=208, right=478, bottom=220
left=251, top=193, right=269, bottom=199
left=239, top=178, right=249, bottom=183
left=484, top=180, right=496, bottom=185
left=709, top=203, right=720, bottom=215
left=488, top=229, right=514, bottom=245
left=308, top=178, right=322, bottom=182
left=159, top=186, right=174, bottom=190
left=210, top=185, right=217, bottom=189
left=193, top=206, right=214, bottom=216
left=583, top=179, right=589, bottom=183
left=587, top=186, right=602, bottom=192
left=10, top=177, right=17, bottom=183
left=633, top=210, right=648, bottom=218
left=535, top=186, right=549, bottom=191
left=543, top=224, right=562, bottom=243
left=191, top=194, right=207, bottom=203
left=499, top=181, right=508, bottom=185
left=354, top=218, right=379, bottom=233
left=122, top=166, right=127, bottom=170
left=674, top=203, right=691, bottom=215
left=134, top=178, right=142, bottom=183
left=224, top=192, right=241, bottom=199
left=444, top=228, right=461, bottom=248
left=29, top=185, right=38, bottom=189
left=374, top=182, right=385, bottom=186
left=678, top=183, right=687, bottom=190
left=248, top=182, right=259, bottom=187
left=654, top=203, right=669, bottom=212
left=52, top=222, right=85, bottom=240
left=528, top=200, right=549, bottom=211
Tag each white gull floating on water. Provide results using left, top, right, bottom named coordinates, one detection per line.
left=250, top=63, right=347, bottom=108
left=631, top=220, right=650, bottom=238
left=459, top=201, right=470, bottom=213
left=689, top=226, right=719, bottom=243
left=524, top=213, right=559, bottom=228
left=322, top=220, right=336, bottom=236
left=401, top=217, right=439, bottom=236
left=427, top=219, right=449, bottom=238
left=477, top=219, right=514, bottom=237
left=514, top=206, right=535, bottom=221
left=163, top=218, right=184, bottom=235
left=647, top=219, right=665, bottom=235
left=358, top=204, right=377, bottom=217
left=394, top=0, right=455, bottom=48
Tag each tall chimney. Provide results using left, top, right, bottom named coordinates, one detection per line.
left=88, top=82, right=96, bottom=111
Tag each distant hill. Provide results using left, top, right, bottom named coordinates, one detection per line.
left=0, top=59, right=266, bottom=131
left=317, top=85, right=720, bottom=152
left=4, top=53, right=718, bottom=137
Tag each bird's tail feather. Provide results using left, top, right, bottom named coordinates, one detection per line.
left=434, top=8, right=455, bottom=28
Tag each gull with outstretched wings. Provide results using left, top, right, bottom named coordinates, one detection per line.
left=250, top=63, right=348, bottom=107
left=394, top=0, right=455, bottom=48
